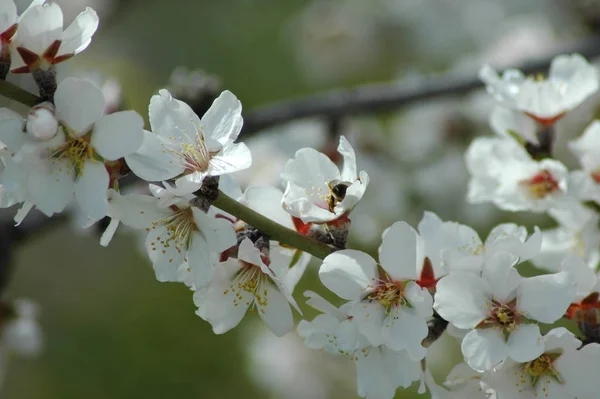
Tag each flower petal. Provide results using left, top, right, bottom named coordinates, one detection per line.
left=338, top=135, right=357, bottom=180
left=506, top=323, right=544, bottom=363
left=57, top=7, right=98, bottom=56
left=319, top=249, right=377, bottom=300
left=434, top=273, right=490, bottom=329
left=55, top=78, right=105, bottom=134
left=125, top=130, right=185, bottom=181
left=145, top=225, right=186, bottom=282
left=201, top=90, right=243, bottom=144
left=518, top=271, right=576, bottom=323
left=382, top=307, right=429, bottom=360
left=74, top=161, right=109, bottom=220
left=257, top=282, right=294, bottom=337
left=461, top=328, right=506, bottom=372
left=207, top=142, right=252, bottom=176
left=92, top=110, right=143, bottom=160
left=379, top=221, right=423, bottom=280
left=148, top=89, right=199, bottom=140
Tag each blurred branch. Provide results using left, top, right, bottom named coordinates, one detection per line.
left=242, top=35, right=600, bottom=134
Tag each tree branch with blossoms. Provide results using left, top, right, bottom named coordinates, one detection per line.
left=3, top=1, right=600, bottom=399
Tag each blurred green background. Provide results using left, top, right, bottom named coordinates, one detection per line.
left=3, top=0, right=600, bottom=398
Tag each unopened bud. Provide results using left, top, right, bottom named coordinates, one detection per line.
left=26, top=102, right=58, bottom=141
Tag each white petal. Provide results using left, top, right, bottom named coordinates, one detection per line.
left=108, top=193, right=168, bottom=229
left=379, top=221, right=422, bottom=280
left=55, top=78, right=105, bottom=134
left=319, top=250, right=377, bottom=300
left=337, top=135, right=357, bottom=180
left=461, top=328, right=507, bottom=372
left=506, top=323, right=544, bottom=362
left=187, top=232, right=213, bottom=287
left=242, top=186, right=293, bottom=228
left=145, top=226, right=186, bottom=282
left=348, top=302, right=385, bottom=346
left=74, top=161, right=109, bottom=220
left=201, top=90, right=243, bottom=144
left=57, top=7, right=98, bottom=55
left=482, top=251, right=520, bottom=302
left=434, top=273, right=490, bottom=329
left=382, top=307, right=429, bottom=360
left=404, top=281, right=433, bottom=318
left=0, top=0, right=17, bottom=34
left=281, top=147, right=339, bottom=190
left=303, top=291, right=344, bottom=319
left=518, top=271, right=576, bottom=323
left=257, top=283, right=294, bottom=337
left=281, top=182, right=335, bottom=223
left=28, top=160, right=74, bottom=215
left=124, top=130, right=185, bottom=181
left=208, top=141, right=252, bottom=176
left=16, top=3, right=62, bottom=55
left=148, top=89, right=199, bottom=140
left=192, top=208, right=236, bottom=253
left=559, top=343, right=600, bottom=399
left=92, top=111, right=143, bottom=160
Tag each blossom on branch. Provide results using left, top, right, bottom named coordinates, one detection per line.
left=479, top=54, right=599, bottom=125
left=10, top=2, right=98, bottom=73
left=281, top=135, right=369, bottom=224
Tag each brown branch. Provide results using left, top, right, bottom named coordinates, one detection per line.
left=241, top=35, right=600, bottom=135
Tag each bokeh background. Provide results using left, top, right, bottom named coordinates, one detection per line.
left=3, top=0, right=600, bottom=398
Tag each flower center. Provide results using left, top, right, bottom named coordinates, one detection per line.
left=151, top=207, right=197, bottom=249
left=478, top=298, right=521, bottom=334
left=521, top=170, right=559, bottom=199
left=166, top=125, right=215, bottom=173
left=366, top=279, right=407, bottom=313
left=518, top=352, right=563, bottom=393
left=229, top=262, right=270, bottom=309
left=591, top=170, right=600, bottom=184
left=51, top=134, right=96, bottom=176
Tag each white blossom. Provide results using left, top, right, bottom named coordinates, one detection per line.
left=319, top=222, right=433, bottom=359
left=108, top=184, right=236, bottom=286
left=479, top=54, right=599, bottom=124
left=0, top=78, right=144, bottom=221
left=466, top=137, right=569, bottom=212
left=490, top=105, right=537, bottom=145
left=126, top=89, right=251, bottom=195
left=11, top=2, right=99, bottom=73
left=434, top=251, right=576, bottom=371
left=194, top=238, right=303, bottom=337
left=281, top=135, right=369, bottom=224
left=489, top=328, right=600, bottom=399
left=533, top=203, right=600, bottom=272
left=568, top=120, right=600, bottom=204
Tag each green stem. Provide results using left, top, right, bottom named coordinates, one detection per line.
left=213, top=189, right=335, bottom=260
left=0, top=80, right=39, bottom=107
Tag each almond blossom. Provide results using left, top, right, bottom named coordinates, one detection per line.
left=466, top=137, right=569, bottom=212
left=10, top=2, right=99, bottom=73
left=479, top=54, right=599, bottom=125
left=281, top=135, right=369, bottom=224
left=434, top=251, right=576, bottom=371
left=489, top=328, right=600, bottom=399
left=107, top=184, right=236, bottom=286
left=0, top=77, right=143, bottom=221
left=568, top=120, right=600, bottom=204
left=319, top=221, right=433, bottom=360
left=125, top=89, right=251, bottom=195
left=194, top=238, right=304, bottom=337
left=0, top=0, right=44, bottom=75
left=298, top=291, right=423, bottom=399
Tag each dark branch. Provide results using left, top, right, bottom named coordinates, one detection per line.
left=241, top=35, right=600, bottom=135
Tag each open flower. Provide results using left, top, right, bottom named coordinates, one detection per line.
left=107, top=184, right=236, bottom=286
left=0, top=78, right=143, bottom=220
left=479, top=54, right=599, bottom=125
left=489, top=328, right=600, bottom=399
left=126, top=89, right=251, bottom=195
left=434, top=251, right=576, bottom=371
left=298, top=291, right=423, bottom=399
left=194, top=238, right=303, bottom=337
left=466, top=137, right=569, bottom=212
left=319, top=222, right=433, bottom=360
left=281, top=135, right=369, bottom=223
left=11, top=2, right=99, bottom=73
left=568, top=120, right=600, bottom=204
left=0, top=0, right=44, bottom=66
left=533, top=203, right=600, bottom=272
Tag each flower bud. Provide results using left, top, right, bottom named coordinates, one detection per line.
left=26, top=102, right=58, bottom=141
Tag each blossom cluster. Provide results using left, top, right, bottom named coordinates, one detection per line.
left=1, top=1, right=600, bottom=398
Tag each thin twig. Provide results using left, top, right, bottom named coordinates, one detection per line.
left=241, top=35, right=600, bottom=134
left=213, top=189, right=335, bottom=260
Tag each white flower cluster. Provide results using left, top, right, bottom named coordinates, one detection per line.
left=1, top=1, right=600, bottom=398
